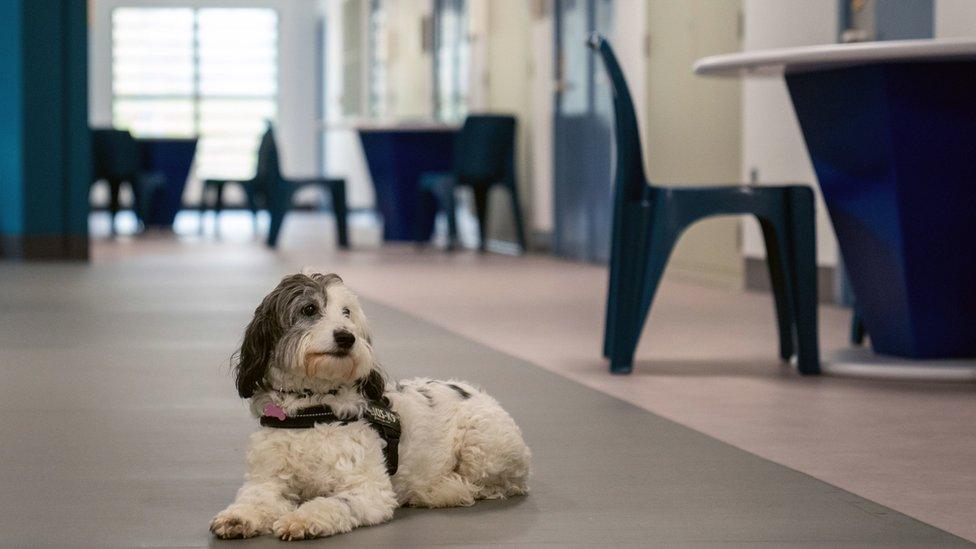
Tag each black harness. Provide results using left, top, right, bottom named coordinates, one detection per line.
left=260, top=399, right=401, bottom=476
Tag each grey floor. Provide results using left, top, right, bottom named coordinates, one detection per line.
left=0, top=257, right=969, bottom=548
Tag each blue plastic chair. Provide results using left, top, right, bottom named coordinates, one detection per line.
left=202, top=125, right=349, bottom=249
left=91, top=128, right=166, bottom=232
left=588, top=34, right=820, bottom=375
left=416, top=115, right=527, bottom=252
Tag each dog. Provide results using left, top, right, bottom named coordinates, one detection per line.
left=210, top=273, right=531, bottom=540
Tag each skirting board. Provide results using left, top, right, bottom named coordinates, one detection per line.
left=0, top=235, right=88, bottom=261
left=745, top=256, right=837, bottom=304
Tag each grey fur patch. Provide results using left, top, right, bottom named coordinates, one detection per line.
left=416, top=386, right=435, bottom=406
left=446, top=383, right=471, bottom=399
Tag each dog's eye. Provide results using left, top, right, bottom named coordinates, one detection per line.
left=301, top=304, right=318, bottom=317
left=342, top=307, right=351, bottom=318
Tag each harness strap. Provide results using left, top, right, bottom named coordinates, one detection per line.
left=260, top=401, right=400, bottom=475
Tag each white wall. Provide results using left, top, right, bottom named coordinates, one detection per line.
left=529, top=1, right=554, bottom=234
left=387, top=0, right=435, bottom=119
left=936, top=0, right=976, bottom=37
left=467, top=0, right=490, bottom=112
left=646, top=0, right=742, bottom=288
left=741, top=0, right=839, bottom=267
left=89, top=0, right=320, bottom=206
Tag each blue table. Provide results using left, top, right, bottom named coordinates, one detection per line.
left=357, top=124, right=458, bottom=241
left=696, top=39, right=976, bottom=365
left=137, top=138, right=197, bottom=228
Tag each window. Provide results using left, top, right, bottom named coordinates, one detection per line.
left=112, top=7, right=278, bottom=180
left=433, top=0, right=469, bottom=122
left=367, top=0, right=389, bottom=118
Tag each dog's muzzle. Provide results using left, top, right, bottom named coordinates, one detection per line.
left=333, top=329, right=355, bottom=350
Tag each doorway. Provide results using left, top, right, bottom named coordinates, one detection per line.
left=552, top=0, right=614, bottom=263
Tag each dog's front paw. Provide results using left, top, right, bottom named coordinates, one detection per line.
left=210, top=509, right=266, bottom=539
left=273, top=512, right=323, bottom=541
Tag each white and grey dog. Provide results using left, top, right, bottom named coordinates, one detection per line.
left=211, top=273, right=531, bottom=541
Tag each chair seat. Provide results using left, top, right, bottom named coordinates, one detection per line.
left=651, top=183, right=809, bottom=212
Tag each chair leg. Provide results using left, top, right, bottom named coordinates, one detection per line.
left=607, top=204, right=676, bottom=374
left=415, top=186, right=437, bottom=246
left=445, top=195, right=459, bottom=251
left=603, top=202, right=651, bottom=360
left=758, top=218, right=796, bottom=362
left=130, top=181, right=144, bottom=229
left=108, top=178, right=122, bottom=235
left=266, top=189, right=291, bottom=248
left=199, top=183, right=210, bottom=236
left=606, top=238, right=646, bottom=373
left=786, top=188, right=821, bottom=375
left=508, top=182, right=528, bottom=253
left=472, top=183, right=490, bottom=253
left=242, top=186, right=261, bottom=236
left=213, top=181, right=226, bottom=237
left=250, top=201, right=260, bottom=235
left=434, top=180, right=459, bottom=251
left=608, top=295, right=641, bottom=374
left=267, top=209, right=285, bottom=248
left=328, top=180, right=350, bottom=249
left=851, top=309, right=866, bottom=345
left=603, top=210, right=625, bottom=358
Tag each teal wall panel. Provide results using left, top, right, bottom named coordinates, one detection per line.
left=22, top=0, right=67, bottom=235
left=0, top=1, right=24, bottom=235
left=0, top=0, right=89, bottom=259
left=64, top=0, right=91, bottom=238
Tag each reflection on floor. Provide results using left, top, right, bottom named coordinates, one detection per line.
left=86, top=212, right=976, bottom=542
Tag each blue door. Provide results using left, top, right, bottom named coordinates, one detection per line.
left=553, top=0, right=614, bottom=263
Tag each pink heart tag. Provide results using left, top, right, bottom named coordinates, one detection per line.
left=263, top=403, right=287, bottom=421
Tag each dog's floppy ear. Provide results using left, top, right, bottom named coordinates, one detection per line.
left=235, top=299, right=281, bottom=398
left=357, top=368, right=387, bottom=402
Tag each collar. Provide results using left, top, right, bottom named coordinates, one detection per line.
left=260, top=399, right=401, bottom=476
left=271, top=387, right=338, bottom=398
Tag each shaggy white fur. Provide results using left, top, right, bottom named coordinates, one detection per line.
left=211, top=274, right=531, bottom=541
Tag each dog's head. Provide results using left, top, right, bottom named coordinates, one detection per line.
left=234, top=273, right=384, bottom=399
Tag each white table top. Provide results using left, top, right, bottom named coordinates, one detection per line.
left=319, top=119, right=460, bottom=132
left=694, top=38, right=976, bottom=78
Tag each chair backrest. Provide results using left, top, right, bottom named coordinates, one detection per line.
left=454, top=115, right=516, bottom=185
left=586, top=34, right=647, bottom=204
left=252, top=124, right=282, bottom=195
left=91, top=128, right=142, bottom=181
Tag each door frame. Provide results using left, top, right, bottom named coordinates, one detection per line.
left=529, top=0, right=647, bottom=248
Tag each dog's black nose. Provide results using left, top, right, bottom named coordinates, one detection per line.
left=334, top=329, right=356, bottom=349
